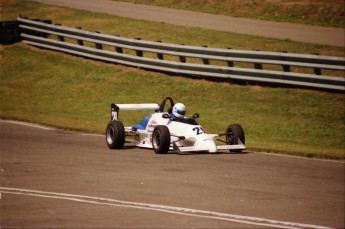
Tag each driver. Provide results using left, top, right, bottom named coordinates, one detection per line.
left=170, top=103, right=186, bottom=120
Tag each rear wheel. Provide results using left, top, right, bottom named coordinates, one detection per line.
left=152, top=125, right=170, bottom=154
left=226, top=124, right=245, bottom=152
left=106, top=121, right=125, bottom=149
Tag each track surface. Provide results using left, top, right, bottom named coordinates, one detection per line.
left=0, top=120, right=344, bottom=228
left=33, top=0, right=345, bottom=47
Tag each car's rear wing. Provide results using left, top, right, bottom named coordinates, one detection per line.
left=111, top=103, right=159, bottom=121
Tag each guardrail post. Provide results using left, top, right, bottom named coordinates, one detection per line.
left=254, top=50, right=263, bottom=70
left=202, top=45, right=210, bottom=65
left=55, top=24, right=64, bottom=41
left=226, top=48, right=234, bottom=67
left=282, top=65, right=290, bottom=72
left=227, top=61, right=234, bottom=67
left=135, top=38, right=143, bottom=57
left=95, top=31, right=103, bottom=49
left=115, top=46, right=123, bottom=53
left=76, top=27, right=83, bottom=46
left=114, top=35, right=123, bottom=53
left=156, top=41, right=164, bottom=60
left=179, top=44, right=186, bottom=63
left=314, top=68, right=321, bottom=75
left=35, top=19, right=51, bottom=38
left=281, top=51, right=290, bottom=72
left=254, top=63, right=263, bottom=70
left=254, top=62, right=262, bottom=69
left=313, top=53, right=321, bottom=75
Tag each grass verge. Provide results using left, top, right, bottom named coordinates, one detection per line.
left=112, top=0, right=345, bottom=28
left=1, top=44, right=344, bottom=159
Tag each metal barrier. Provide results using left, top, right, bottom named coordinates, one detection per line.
left=0, top=21, right=21, bottom=44
left=17, top=17, right=345, bottom=92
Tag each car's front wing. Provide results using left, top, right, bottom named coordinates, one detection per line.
left=216, top=144, right=246, bottom=151
left=173, top=142, right=246, bottom=153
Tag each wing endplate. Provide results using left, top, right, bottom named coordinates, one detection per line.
left=110, top=103, right=159, bottom=121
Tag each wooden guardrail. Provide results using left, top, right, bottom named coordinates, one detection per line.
left=17, top=17, right=345, bottom=92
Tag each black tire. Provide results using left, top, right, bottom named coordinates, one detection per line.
left=152, top=125, right=171, bottom=154
left=226, top=124, right=245, bottom=152
left=106, top=121, right=125, bottom=149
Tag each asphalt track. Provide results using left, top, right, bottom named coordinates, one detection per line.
left=33, top=0, right=345, bottom=47
left=0, top=120, right=344, bottom=228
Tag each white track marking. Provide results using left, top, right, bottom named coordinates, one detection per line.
left=255, top=151, right=345, bottom=163
left=0, top=187, right=332, bottom=229
left=0, top=120, right=103, bottom=137
left=78, top=133, right=104, bottom=137
left=0, top=120, right=55, bottom=131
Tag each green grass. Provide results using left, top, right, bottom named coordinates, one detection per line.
left=1, top=44, right=344, bottom=159
left=112, top=0, right=345, bottom=28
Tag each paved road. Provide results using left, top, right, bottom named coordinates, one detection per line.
left=33, top=0, right=345, bottom=47
left=0, top=120, right=344, bottom=228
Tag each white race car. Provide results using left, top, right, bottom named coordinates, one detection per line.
left=106, top=97, right=245, bottom=154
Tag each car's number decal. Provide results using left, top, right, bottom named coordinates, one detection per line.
left=111, top=111, right=118, bottom=121
left=193, top=127, right=206, bottom=135
left=148, top=123, right=157, bottom=141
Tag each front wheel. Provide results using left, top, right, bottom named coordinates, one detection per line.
left=226, top=124, right=245, bottom=152
left=152, top=125, right=171, bottom=154
left=106, top=121, right=125, bottom=149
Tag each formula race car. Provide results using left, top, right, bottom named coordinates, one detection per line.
left=106, top=97, right=245, bottom=154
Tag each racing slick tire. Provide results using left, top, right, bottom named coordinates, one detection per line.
left=106, top=121, right=125, bottom=149
left=152, top=125, right=171, bottom=154
left=226, top=124, right=245, bottom=152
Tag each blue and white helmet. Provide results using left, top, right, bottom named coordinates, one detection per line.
left=172, top=103, right=186, bottom=118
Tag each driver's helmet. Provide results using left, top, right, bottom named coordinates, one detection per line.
left=172, top=103, right=186, bottom=118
